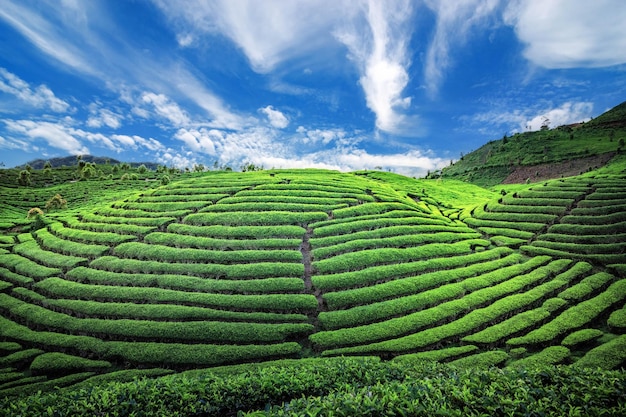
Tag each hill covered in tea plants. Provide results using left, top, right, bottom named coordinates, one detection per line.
left=1, top=154, right=625, bottom=414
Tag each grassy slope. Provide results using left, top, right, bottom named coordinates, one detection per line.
left=1, top=156, right=626, bottom=412
left=440, top=100, right=626, bottom=187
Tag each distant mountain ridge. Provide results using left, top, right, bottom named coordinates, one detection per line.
left=19, top=155, right=159, bottom=171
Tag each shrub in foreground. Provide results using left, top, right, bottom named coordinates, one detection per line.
left=1, top=358, right=625, bottom=416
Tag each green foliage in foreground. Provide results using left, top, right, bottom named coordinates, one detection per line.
left=1, top=358, right=624, bottom=416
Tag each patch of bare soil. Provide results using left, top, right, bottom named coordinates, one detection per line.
left=503, top=152, right=616, bottom=184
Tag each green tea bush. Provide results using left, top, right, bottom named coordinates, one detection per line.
left=548, top=221, right=626, bottom=235
left=2, top=294, right=314, bottom=343
left=47, top=299, right=308, bottom=323
left=561, top=329, right=604, bottom=347
left=35, top=228, right=108, bottom=257
left=538, top=232, right=626, bottom=244
left=532, top=240, right=626, bottom=255
left=0, top=253, right=61, bottom=279
left=557, top=271, right=614, bottom=301
left=67, top=266, right=304, bottom=294
left=199, top=202, right=348, bottom=213
left=571, top=203, right=626, bottom=215
left=309, top=224, right=476, bottom=248
left=90, top=256, right=304, bottom=279
left=314, top=239, right=489, bottom=274
left=138, top=193, right=227, bottom=202
left=184, top=211, right=328, bottom=226
left=501, top=195, right=573, bottom=206
left=507, top=346, right=570, bottom=368
left=30, top=352, right=111, bottom=375
left=167, top=223, right=305, bottom=239
left=49, top=222, right=137, bottom=245
left=475, top=211, right=557, bottom=224
left=35, top=278, right=318, bottom=313
left=464, top=217, right=547, bottom=232
left=115, top=201, right=208, bottom=212
left=561, top=211, right=626, bottom=225
left=113, top=242, right=303, bottom=264
left=392, top=345, right=478, bottom=363
left=608, top=307, right=626, bottom=330
left=217, top=195, right=358, bottom=206
left=508, top=279, right=626, bottom=346
left=67, top=219, right=155, bottom=235
left=485, top=203, right=566, bottom=215
left=13, top=240, right=86, bottom=269
left=522, top=244, right=626, bottom=264
left=574, top=334, right=626, bottom=369
left=81, top=213, right=174, bottom=227
left=0, top=315, right=303, bottom=368
left=477, top=226, right=534, bottom=239
left=312, top=247, right=513, bottom=291
left=448, top=350, right=509, bottom=369
left=320, top=253, right=525, bottom=315
left=143, top=232, right=300, bottom=250
left=462, top=307, right=551, bottom=345
left=95, top=206, right=189, bottom=219
left=235, top=188, right=375, bottom=202
left=312, top=232, right=481, bottom=259
left=319, top=259, right=570, bottom=355
left=312, top=215, right=450, bottom=237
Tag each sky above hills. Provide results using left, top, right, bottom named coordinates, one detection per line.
left=1, top=0, right=625, bottom=175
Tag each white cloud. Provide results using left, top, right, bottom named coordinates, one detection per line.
left=141, top=92, right=190, bottom=127
left=0, top=1, right=99, bottom=76
left=259, top=106, right=289, bottom=129
left=297, top=127, right=348, bottom=146
left=335, top=0, right=416, bottom=134
left=151, top=0, right=346, bottom=73
left=4, top=119, right=89, bottom=155
left=524, top=102, right=593, bottom=131
left=2, top=118, right=166, bottom=156
left=0, top=68, right=70, bottom=112
left=86, top=104, right=123, bottom=129
left=111, top=134, right=165, bottom=152
left=470, top=101, right=594, bottom=132
left=424, top=0, right=499, bottom=96
left=504, top=0, right=626, bottom=68
left=254, top=148, right=447, bottom=177
left=1, top=2, right=244, bottom=130
left=174, top=128, right=219, bottom=155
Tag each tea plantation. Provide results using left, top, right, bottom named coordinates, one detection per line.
left=1, top=158, right=625, bottom=415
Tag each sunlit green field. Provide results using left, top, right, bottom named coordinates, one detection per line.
left=1, top=162, right=625, bottom=415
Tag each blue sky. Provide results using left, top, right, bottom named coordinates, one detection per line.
left=1, top=0, right=625, bottom=176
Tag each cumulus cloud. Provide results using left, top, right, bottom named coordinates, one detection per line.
left=0, top=68, right=70, bottom=112
left=296, top=126, right=348, bottom=146
left=174, top=128, right=219, bottom=155
left=470, top=101, right=594, bottom=132
left=86, top=104, right=123, bottom=129
left=2, top=118, right=165, bottom=156
left=141, top=92, right=190, bottom=127
left=4, top=119, right=89, bottom=155
left=424, top=0, right=499, bottom=96
left=259, top=106, right=289, bottom=129
left=504, top=0, right=626, bottom=68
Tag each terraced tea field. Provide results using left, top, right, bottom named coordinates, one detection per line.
left=1, top=168, right=625, bottom=397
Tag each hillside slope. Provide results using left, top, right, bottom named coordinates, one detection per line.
left=440, top=100, right=626, bottom=186
left=1, top=164, right=625, bottom=400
